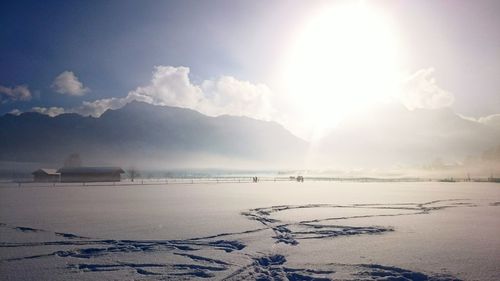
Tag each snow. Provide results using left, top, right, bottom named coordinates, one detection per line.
left=1, top=182, right=499, bottom=280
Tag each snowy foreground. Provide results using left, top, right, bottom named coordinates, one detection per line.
left=0, top=182, right=499, bottom=280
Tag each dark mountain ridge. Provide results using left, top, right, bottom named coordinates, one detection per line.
left=0, top=101, right=307, bottom=168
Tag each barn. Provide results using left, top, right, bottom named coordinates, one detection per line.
left=57, top=167, right=125, bottom=183
left=32, top=169, right=60, bottom=182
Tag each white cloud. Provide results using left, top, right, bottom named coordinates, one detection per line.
left=31, top=106, right=66, bottom=117
left=399, top=68, right=454, bottom=110
left=52, top=71, right=89, bottom=96
left=0, top=85, right=32, bottom=102
left=8, top=109, right=22, bottom=115
left=28, top=99, right=126, bottom=118
left=128, top=66, right=203, bottom=108
left=199, top=76, right=274, bottom=120
left=460, top=113, right=500, bottom=129
left=75, top=97, right=129, bottom=117
left=131, top=66, right=275, bottom=120
left=478, top=114, right=500, bottom=128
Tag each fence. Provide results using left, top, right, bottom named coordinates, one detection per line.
left=0, top=176, right=445, bottom=188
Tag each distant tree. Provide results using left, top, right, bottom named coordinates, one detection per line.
left=127, top=168, right=140, bottom=182
left=64, top=153, right=82, bottom=167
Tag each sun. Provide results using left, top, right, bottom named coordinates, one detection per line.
left=282, top=2, right=402, bottom=135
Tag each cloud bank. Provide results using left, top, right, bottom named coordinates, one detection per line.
left=0, top=85, right=32, bottom=103
left=33, top=66, right=457, bottom=121
left=52, top=71, right=89, bottom=96
left=37, top=66, right=275, bottom=120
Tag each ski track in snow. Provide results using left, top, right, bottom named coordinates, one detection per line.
left=0, top=199, right=478, bottom=280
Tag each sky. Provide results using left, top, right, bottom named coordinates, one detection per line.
left=1, top=0, right=500, bottom=143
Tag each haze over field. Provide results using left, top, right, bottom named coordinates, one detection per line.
left=1, top=101, right=500, bottom=177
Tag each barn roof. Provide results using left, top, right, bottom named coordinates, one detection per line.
left=32, top=169, right=60, bottom=175
left=57, top=167, right=125, bottom=174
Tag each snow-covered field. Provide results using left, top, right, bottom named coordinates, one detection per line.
left=1, top=182, right=499, bottom=280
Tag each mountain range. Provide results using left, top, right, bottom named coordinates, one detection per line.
left=0, top=101, right=307, bottom=169
left=1, top=101, right=499, bottom=174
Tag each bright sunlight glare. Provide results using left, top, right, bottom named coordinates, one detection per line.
left=283, top=2, right=402, bottom=134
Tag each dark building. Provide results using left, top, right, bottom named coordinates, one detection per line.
left=57, top=167, right=124, bottom=183
left=32, top=169, right=60, bottom=182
